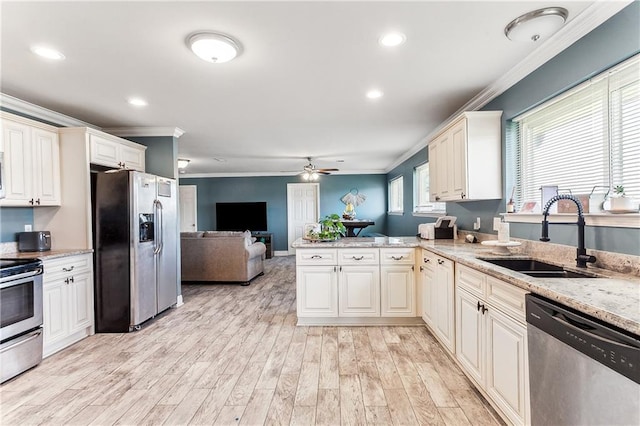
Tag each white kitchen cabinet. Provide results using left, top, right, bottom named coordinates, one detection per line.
left=90, top=133, right=145, bottom=171
left=455, top=263, right=529, bottom=426
left=339, top=265, right=380, bottom=316
left=380, top=248, right=415, bottom=317
left=420, top=250, right=435, bottom=326
left=42, top=253, right=94, bottom=357
left=296, top=265, right=339, bottom=317
left=0, top=113, right=61, bottom=207
left=428, top=111, right=502, bottom=202
left=421, top=250, right=454, bottom=352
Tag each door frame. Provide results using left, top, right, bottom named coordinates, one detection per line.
left=287, top=183, right=320, bottom=255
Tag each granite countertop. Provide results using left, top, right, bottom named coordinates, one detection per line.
left=1, top=249, right=93, bottom=261
left=293, top=236, right=640, bottom=335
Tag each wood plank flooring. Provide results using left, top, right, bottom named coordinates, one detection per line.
left=0, top=256, right=503, bottom=425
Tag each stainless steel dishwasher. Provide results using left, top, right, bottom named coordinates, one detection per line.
left=526, top=294, right=639, bottom=426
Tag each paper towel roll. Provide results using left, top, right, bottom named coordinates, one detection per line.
left=498, top=223, right=510, bottom=242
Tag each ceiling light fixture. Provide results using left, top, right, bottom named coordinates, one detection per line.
left=379, top=32, right=406, bottom=47
left=366, top=89, right=383, bottom=99
left=187, top=32, right=241, bottom=63
left=128, top=98, right=148, bottom=107
left=30, top=46, right=65, bottom=60
left=505, top=7, right=568, bottom=42
left=177, top=158, right=190, bottom=169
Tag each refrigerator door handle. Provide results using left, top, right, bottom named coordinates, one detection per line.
left=154, top=199, right=164, bottom=255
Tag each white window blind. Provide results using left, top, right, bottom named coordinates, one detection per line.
left=414, top=163, right=446, bottom=213
left=512, top=55, right=640, bottom=207
left=388, top=176, right=404, bottom=213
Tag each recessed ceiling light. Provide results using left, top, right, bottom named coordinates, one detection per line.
left=30, top=46, right=65, bottom=60
left=128, top=98, right=148, bottom=107
left=187, top=32, right=241, bottom=63
left=366, top=89, right=383, bottom=99
left=379, top=32, right=406, bottom=47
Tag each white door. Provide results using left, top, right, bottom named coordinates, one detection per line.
left=287, top=183, right=319, bottom=254
left=179, top=185, right=197, bottom=232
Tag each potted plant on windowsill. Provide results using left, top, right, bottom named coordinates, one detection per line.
left=603, top=185, right=639, bottom=213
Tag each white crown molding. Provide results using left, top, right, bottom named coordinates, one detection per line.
left=104, top=127, right=186, bottom=138
left=0, top=93, right=98, bottom=128
left=385, top=0, right=633, bottom=174
left=179, top=169, right=386, bottom=179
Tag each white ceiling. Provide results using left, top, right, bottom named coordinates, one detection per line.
left=0, top=1, right=620, bottom=177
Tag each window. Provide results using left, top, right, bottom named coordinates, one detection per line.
left=512, top=55, right=640, bottom=209
left=413, top=163, right=446, bottom=214
left=388, top=176, right=403, bottom=214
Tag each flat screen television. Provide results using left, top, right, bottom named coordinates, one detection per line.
left=216, top=202, right=268, bottom=232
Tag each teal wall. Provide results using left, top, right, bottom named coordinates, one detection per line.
left=179, top=174, right=387, bottom=251
left=387, top=2, right=640, bottom=256
left=0, top=208, right=34, bottom=241
left=126, top=136, right=178, bottom=179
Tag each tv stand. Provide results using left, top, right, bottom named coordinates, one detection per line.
left=252, top=232, right=273, bottom=259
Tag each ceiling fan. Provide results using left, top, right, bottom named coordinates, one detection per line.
left=300, top=157, right=339, bottom=180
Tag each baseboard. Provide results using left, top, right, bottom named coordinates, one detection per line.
left=175, top=295, right=184, bottom=307
left=296, top=317, right=426, bottom=326
left=274, top=251, right=290, bottom=257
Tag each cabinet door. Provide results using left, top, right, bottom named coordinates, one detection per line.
left=90, top=135, right=120, bottom=168
left=43, top=278, right=68, bottom=348
left=456, top=288, right=484, bottom=385
left=120, top=144, right=145, bottom=171
left=32, top=127, right=61, bottom=205
left=421, top=254, right=435, bottom=326
left=433, top=132, right=450, bottom=200
left=428, top=142, right=440, bottom=201
left=486, top=308, right=528, bottom=426
left=0, top=119, right=33, bottom=205
left=67, top=272, right=93, bottom=334
left=433, top=258, right=455, bottom=352
left=339, top=265, right=380, bottom=316
left=450, top=119, right=467, bottom=199
left=380, top=265, right=415, bottom=317
left=296, top=266, right=338, bottom=317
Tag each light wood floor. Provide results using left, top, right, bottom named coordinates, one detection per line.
left=0, top=256, right=503, bottom=426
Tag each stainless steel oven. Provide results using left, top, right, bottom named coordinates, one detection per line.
left=0, top=258, right=44, bottom=383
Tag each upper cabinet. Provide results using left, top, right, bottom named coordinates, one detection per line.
left=89, top=133, right=145, bottom=171
left=429, top=111, right=502, bottom=202
left=0, top=113, right=61, bottom=207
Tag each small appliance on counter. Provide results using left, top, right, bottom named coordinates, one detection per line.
left=418, top=216, right=458, bottom=239
left=17, top=231, right=51, bottom=252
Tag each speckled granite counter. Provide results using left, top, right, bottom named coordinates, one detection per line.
left=293, top=237, right=640, bottom=335
left=1, top=249, right=93, bottom=261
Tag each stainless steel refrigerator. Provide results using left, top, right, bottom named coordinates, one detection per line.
left=92, top=170, right=178, bottom=332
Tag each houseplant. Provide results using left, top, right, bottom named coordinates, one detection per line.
left=603, top=185, right=639, bottom=213
left=305, top=213, right=346, bottom=241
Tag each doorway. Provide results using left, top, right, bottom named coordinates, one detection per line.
left=179, top=185, right=198, bottom=232
left=287, top=183, right=319, bottom=255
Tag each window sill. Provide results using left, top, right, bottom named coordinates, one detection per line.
left=502, top=212, right=640, bottom=228
left=413, top=211, right=447, bottom=218
left=387, top=211, right=404, bottom=216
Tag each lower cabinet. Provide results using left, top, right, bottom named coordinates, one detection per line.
left=296, top=265, right=339, bottom=317
left=421, top=250, right=455, bottom=352
left=455, top=264, right=529, bottom=426
left=42, top=253, right=94, bottom=357
left=339, top=265, right=380, bottom=316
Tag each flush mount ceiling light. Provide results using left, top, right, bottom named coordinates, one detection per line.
left=187, top=32, right=241, bottom=63
left=505, top=7, right=568, bottom=42
left=366, top=89, right=383, bottom=99
left=128, top=98, right=148, bottom=107
left=30, top=45, right=65, bottom=60
left=379, top=32, right=406, bottom=47
left=177, top=158, right=190, bottom=169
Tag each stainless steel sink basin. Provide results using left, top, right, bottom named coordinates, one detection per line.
left=477, top=258, right=601, bottom=279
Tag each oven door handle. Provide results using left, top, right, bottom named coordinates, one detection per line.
left=0, top=268, right=43, bottom=286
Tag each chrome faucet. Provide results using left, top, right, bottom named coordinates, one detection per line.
left=540, top=194, right=596, bottom=268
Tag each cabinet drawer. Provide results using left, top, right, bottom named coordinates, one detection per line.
left=338, top=248, right=379, bottom=265
left=380, top=248, right=415, bottom=265
left=421, top=250, right=437, bottom=272
left=296, top=249, right=338, bottom=265
left=43, top=253, right=92, bottom=281
left=456, top=264, right=486, bottom=298
left=486, top=276, right=527, bottom=323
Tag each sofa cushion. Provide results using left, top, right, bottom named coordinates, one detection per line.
left=203, top=230, right=249, bottom=238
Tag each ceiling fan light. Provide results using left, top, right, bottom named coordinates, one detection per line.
left=188, top=32, right=241, bottom=63
left=302, top=172, right=310, bottom=180
left=311, top=172, right=319, bottom=180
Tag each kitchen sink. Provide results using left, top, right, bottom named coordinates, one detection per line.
left=477, top=257, right=602, bottom=279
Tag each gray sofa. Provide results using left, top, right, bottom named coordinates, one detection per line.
left=180, top=231, right=267, bottom=285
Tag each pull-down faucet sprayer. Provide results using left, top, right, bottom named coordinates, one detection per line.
left=541, top=194, right=596, bottom=268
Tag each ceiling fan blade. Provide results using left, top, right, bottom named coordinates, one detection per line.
left=318, top=171, right=332, bottom=175
left=317, top=168, right=339, bottom=172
